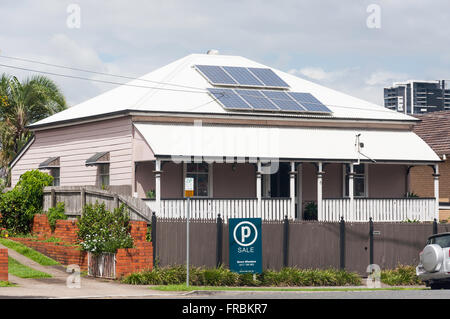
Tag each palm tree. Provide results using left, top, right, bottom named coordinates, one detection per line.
left=0, top=74, right=67, bottom=184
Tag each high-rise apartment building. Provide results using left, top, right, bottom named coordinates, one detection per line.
left=384, top=80, right=450, bottom=114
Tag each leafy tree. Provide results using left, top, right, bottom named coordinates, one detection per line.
left=0, top=169, right=53, bottom=234
left=0, top=74, right=67, bottom=184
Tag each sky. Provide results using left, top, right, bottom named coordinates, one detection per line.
left=1, top=0, right=450, bottom=106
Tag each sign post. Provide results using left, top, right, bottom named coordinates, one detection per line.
left=184, top=177, right=194, bottom=287
left=229, top=218, right=262, bottom=275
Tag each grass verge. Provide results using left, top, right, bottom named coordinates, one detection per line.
left=150, top=284, right=426, bottom=292
left=0, top=281, right=16, bottom=287
left=8, top=257, right=52, bottom=278
left=0, top=238, right=59, bottom=266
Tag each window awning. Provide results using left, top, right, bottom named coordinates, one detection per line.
left=133, top=123, right=441, bottom=163
left=85, top=152, right=110, bottom=166
left=39, top=157, right=60, bottom=169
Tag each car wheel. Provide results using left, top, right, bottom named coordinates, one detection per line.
left=430, top=283, right=443, bottom=290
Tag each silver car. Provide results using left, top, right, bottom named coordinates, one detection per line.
left=417, top=232, right=450, bottom=289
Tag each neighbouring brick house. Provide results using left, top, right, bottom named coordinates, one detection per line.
left=410, top=110, right=450, bottom=220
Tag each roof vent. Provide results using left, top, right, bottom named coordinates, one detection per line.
left=207, top=49, right=219, bottom=55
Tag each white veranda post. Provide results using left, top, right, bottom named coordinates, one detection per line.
left=256, top=160, right=262, bottom=217
left=154, top=159, right=162, bottom=215
left=434, top=164, right=440, bottom=220
left=296, top=163, right=303, bottom=220
left=289, top=161, right=296, bottom=220
left=349, top=163, right=354, bottom=220
left=317, top=162, right=323, bottom=221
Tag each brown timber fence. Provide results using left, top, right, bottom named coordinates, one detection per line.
left=154, top=214, right=442, bottom=275
left=42, top=186, right=152, bottom=222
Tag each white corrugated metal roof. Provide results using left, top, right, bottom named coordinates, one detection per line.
left=30, top=53, right=418, bottom=128
left=134, top=123, right=440, bottom=163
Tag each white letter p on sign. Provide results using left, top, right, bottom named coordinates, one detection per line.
left=241, top=226, right=251, bottom=244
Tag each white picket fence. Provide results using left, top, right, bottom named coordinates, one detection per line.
left=145, top=197, right=436, bottom=222
left=145, top=198, right=293, bottom=222
left=321, top=198, right=437, bottom=222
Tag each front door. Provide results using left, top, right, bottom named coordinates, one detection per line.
left=262, top=162, right=290, bottom=198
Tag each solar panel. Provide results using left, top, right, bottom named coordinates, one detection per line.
left=207, top=84, right=332, bottom=114
left=195, top=65, right=289, bottom=89
left=196, top=65, right=237, bottom=85
left=222, top=66, right=264, bottom=87
left=261, top=90, right=305, bottom=112
left=287, top=92, right=331, bottom=113
left=235, top=89, right=279, bottom=111
left=248, top=68, right=289, bottom=88
left=207, top=88, right=252, bottom=110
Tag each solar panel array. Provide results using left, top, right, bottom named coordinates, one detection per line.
left=196, top=64, right=332, bottom=114
left=208, top=88, right=332, bottom=114
left=195, top=65, right=289, bottom=89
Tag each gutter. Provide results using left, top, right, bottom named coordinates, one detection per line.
left=28, top=109, right=420, bottom=131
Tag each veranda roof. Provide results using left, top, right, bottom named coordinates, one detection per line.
left=134, top=123, right=440, bottom=163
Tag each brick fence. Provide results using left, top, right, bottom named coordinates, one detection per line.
left=10, top=215, right=152, bottom=278
left=11, top=237, right=89, bottom=271
left=0, top=249, right=7, bottom=281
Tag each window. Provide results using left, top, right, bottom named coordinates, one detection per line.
left=38, top=157, right=60, bottom=186
left=185, top=163, right=210, bottom=197
left=50, top=168, right=60, bottom=186
left=344, top=164, right=367, bottom=197
left=98, top=164, right=110, bottom=187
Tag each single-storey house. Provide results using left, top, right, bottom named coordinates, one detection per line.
left=9, top=52, right=441, bottom=222
left=409, top=110, right=450, bottom=220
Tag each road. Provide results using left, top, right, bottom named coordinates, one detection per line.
left=179, top=289, right=450, bottom=299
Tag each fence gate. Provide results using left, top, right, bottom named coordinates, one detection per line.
left=88, top=252, right=116, bottom=279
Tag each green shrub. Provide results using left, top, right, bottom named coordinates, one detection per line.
left=77, top=202, right=133, bottom=254
left=0, top=170, right=53, bottom=234
left=303, top=202, right=317, bottom=220
left=46, top=202, right=67, bottom=231
left=259, top=268, right=361, bottom=287
left=381, top=265, right=421, bottom=286
left=405, top=192, right=419, bottom=198
left=146, top=190, right=155, bottom=199
left=121, top=266, right=362, bottom=287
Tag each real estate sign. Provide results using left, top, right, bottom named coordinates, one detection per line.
left=229, top=218, right=262, bottom=274
left=184, top=177, right=194, bottom=197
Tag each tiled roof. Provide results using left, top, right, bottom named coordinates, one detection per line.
left=413, top=110, right=450, bottom=156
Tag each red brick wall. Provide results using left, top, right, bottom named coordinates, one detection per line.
left=129, top=221, right=148, bottom=242
left=116, top=242, right=153, bottom=278
left=31, top=215, right=147, bottom=245
left=410, top=161, right=450, bottom=201
left=32, top=214, right=52, bottom=240
left=11, top=216, right=152, bottom=278
left=0, top=249, right=8, bottom=281
left=53, top=219, right=79, bottom=244
left=10, top=237, right=88, bottom=271
left=116, top=221, right=153, bottom=278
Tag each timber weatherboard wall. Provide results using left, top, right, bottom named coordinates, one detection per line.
left=135, top=161, right=409, bottom=201
left=11, top=117, right=133, bottom=187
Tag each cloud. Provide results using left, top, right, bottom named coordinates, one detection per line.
left=0, top=0, right=449, bottom=107
left=289, top=67, right=355, bottom=82
left=365, top=71, right=409, bottom=87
